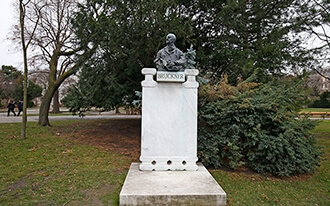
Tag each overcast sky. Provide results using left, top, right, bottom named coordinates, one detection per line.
left=0, top=0, right=22, bottom=69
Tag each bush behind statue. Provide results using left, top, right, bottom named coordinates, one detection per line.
left=310, top=91, right=330, bottom=108
left=198, top=76, right=321, bottom=176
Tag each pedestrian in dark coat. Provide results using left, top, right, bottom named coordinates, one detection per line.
left=7, top=100, right=16, bottom=116
left=17, top=100, right=23, bottom=116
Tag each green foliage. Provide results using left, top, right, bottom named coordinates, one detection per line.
left=189, top=0, right=313, bottom=82
left=310, top=91, right=330, bottom=108
left=62, top=84, right=96, bottom=116
left=0, top=65, right=23, bottom=101
left=68, top=0, right=321, bottom=111
left=0, top=65, right=42, bottom=108
left=68, top=0, right=194, bottom=112
left=212, top=121, right=330, bottom=205
left=1, top=65, right=22, bottom=79
left=12, top=80, right=42, bottom=107
left=198, top=76, right=322, bottom=176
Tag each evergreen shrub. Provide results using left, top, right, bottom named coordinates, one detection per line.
left=198, top=76, right=321, bottom=176
left=310, top=91, right=330, bottom=108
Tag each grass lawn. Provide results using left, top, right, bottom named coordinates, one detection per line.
left=0, top=120, right=329, bottom=205
left=0, top=121, right=132, bottom=205
left=300, top=108, right=330, bottom=113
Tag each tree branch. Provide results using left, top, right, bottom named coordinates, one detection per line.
left=313, top=68, right=330, bottom=81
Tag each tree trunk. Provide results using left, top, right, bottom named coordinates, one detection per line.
left=38, top=87, right=56, bottom=126
left=52, top=90, right=60, bottom=113
left=19, top=0, right=28, bottom=139
left=39, top=46, right=59, bottom=126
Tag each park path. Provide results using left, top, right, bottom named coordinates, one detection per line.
left=0, top=109, right=141, bottom=124
left=1, top=109, right=328, bottom=124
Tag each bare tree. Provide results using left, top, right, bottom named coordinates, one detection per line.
left=28, top=68, right=78, bottom=108
left=308, top=67, right=330, bottom=93
left=300, top=0, right=330, bottom=77
left=310, top=0, right=330, bottom=81
left=19, top=0, right=41, bottom=138
left=12, top=0, right=96, bottom=126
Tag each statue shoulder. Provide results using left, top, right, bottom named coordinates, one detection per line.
left=176, top=48, right=184, bottom=56
left=156, top=47, right=166, bottom=56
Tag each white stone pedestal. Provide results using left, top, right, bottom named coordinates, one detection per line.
left=119, top=68, right=227, bottom=205
left=120, top=163, right=227, bottom=206
left=139, top=68, right=199, bottom=171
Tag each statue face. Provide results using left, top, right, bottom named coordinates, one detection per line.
left=166, top=34, right=176, bottom=44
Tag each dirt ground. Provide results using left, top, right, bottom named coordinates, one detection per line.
left=54, top=119, right=141, bottom=161
left=53, top=118, right=314, bottom=181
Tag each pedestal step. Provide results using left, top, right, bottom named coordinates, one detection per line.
left=120, top=162, right=226, bottom=206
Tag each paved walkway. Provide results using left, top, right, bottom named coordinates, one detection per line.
left=0, top=109, right=141, bottom=124
left=1, top=110, right=329, bottom=124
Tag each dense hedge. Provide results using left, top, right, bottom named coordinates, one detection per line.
left=198, top=76, right=321, bottom=176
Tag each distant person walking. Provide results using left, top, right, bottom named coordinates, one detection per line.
left=7, top=100, right=16, bottom=116
left=17, top=100, right=23, bottom=116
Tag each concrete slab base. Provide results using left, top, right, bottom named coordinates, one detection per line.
left=119, top=162, right=226, bottom=206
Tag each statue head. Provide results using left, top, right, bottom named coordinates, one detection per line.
left=166, top=33, right=176, bottom=45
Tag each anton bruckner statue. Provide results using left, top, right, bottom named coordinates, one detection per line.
left=154, top=33, right=186, bottom=71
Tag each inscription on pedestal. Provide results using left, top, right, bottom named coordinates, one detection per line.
left=157, top=71, right=185, bottom=82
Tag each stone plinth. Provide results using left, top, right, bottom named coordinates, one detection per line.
left=140, top=68, right=199, bottom=171
left=119, top=163, right=226, bottom=206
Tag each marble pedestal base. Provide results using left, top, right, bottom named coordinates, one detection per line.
left=119, top=163, right=227, bottom=206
